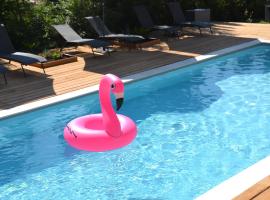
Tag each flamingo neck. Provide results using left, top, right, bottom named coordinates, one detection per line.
left=99, top=78, right=122, bottom=137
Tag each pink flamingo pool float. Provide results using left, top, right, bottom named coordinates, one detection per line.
left=64, top=74, right=137, bottom=152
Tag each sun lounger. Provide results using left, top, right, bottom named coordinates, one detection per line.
left=133, top=5, right=181, bottom=37
left=0, top=24, right=47, bottom=77
left=167, top=2, right=213, bottom=35
left=52, top=24, right=111, bottom=56
left=0, top=64, right=7, bottom=84
left=85, top=16, right=145, bottom=44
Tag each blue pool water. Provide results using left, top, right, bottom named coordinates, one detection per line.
left=1, top=44, right=270, bottom=199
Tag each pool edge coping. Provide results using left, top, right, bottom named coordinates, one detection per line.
left=0, top=38, right=265, bottom=120
left=196, top=156, right=270, bottom=200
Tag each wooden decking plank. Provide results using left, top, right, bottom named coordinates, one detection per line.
left=234, top=176, right=270, bottom=200
left=0, top=75, right=103, bottom=104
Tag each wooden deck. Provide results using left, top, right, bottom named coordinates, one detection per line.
left=234, top=176, right=270, bottom=200
left=0, top=35, right=248, bottom=109
left=2, top=22, right=268, bottom=109
left=0, top=22, right=270, bottom=198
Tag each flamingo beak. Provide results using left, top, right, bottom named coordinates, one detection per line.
left=116, top=98, right=124, bottom=111
left=115, top=93, right=124, bottom=111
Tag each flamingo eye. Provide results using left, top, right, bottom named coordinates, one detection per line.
left=111, top=84, right=115, bottom=89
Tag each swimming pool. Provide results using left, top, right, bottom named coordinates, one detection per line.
left=1, top=43, right=270, bottom=199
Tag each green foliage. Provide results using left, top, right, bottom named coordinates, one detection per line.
left=0, top=0, right=267, bottom=52
left=0, top=0, right=73, bottom=52
left=41, top=49, right=62, bottom=60
left=68, top=0, right=101, bottom=37
left=30, top=1, right=73, bottom=50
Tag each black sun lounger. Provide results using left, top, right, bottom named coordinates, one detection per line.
left=0, top=64, right=7, bottom=84
left=0, top=24, right=47, bottom=76
left=85, top=16, right=145, bottom=44
left=52, top=24, right=111, bottom=56
left=133, top=5, right=181, bottom=37
left=167, top=2, right=213, bottom=35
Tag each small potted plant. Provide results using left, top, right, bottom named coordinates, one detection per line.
left=43, top=49, right=63, bottom=60
left=31, top=49, right=77, bottom=68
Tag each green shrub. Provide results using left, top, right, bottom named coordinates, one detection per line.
left=41, top=49, right=62, bottom=60
left=29, top=1, right=73, bottom=51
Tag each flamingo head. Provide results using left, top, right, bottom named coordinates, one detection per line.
left=107, top=74, right=124, bottom=111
